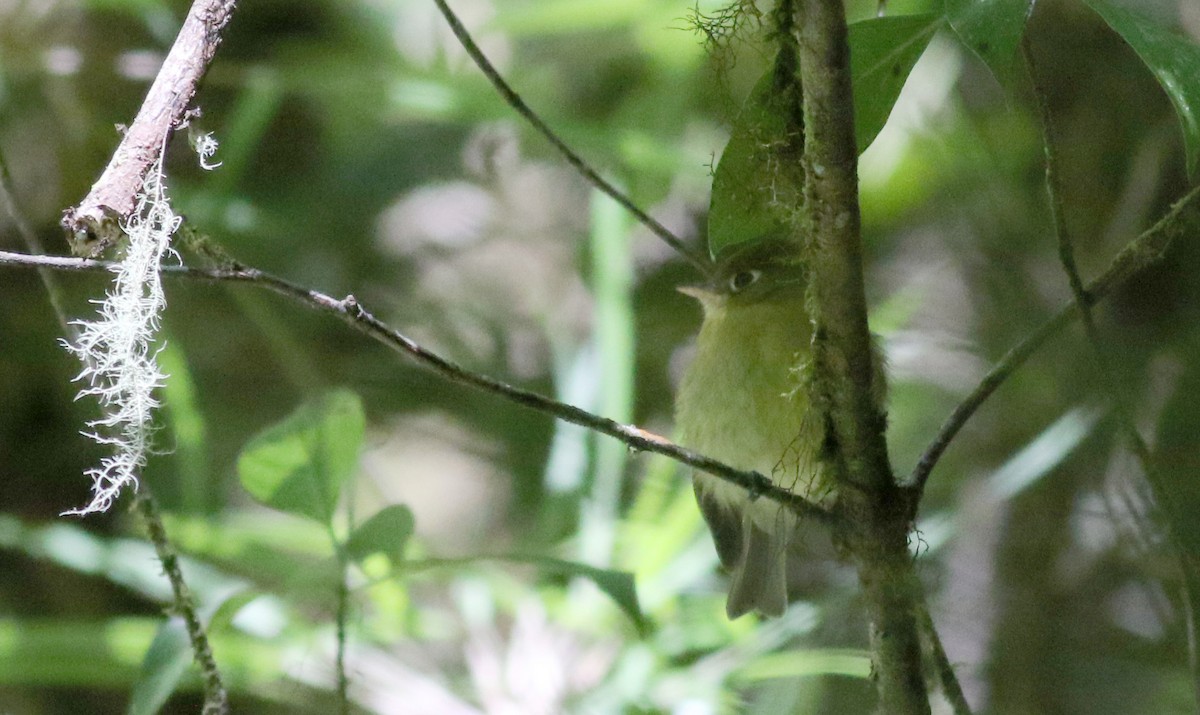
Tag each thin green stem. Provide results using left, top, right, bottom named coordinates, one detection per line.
left=134, top=491, right=229, bottom=715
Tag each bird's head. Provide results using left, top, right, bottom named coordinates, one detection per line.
left=679, top=238, right=808, bottom=316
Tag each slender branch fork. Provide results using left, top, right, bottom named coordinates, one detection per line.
left=909, top=181, right=1200, bottom=494
left=1024, top=33, right=1200, bottom=709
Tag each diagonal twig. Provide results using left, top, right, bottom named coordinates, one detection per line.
left=429, top=0, right=712, bottom=276
left=0, top=248, right=835, bottom=527
left=135, top=491, right=229, bottom=715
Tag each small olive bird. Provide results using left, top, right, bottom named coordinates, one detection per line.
left=676, top=238, right=885, bottom=619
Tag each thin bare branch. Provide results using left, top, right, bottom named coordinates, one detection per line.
left=0, top=248, right=835, bottom=527
left=429, top=0, right=711, bottom=276
left=0, top=146, right=73, bottom=335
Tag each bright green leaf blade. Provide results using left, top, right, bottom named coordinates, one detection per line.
left=127, top=618, right=191, bottom=715
left=1083, top=0, right=1200, bottom=176
left=0, top=619, right=151, bottom=687
left=345, top=505, right=415, bottom=564
left=237, top=389, right=366, bottom=524
left=849, top=14, right=943, bottom=154
left=158, top=339, right=210, bottom=513
left=944, top=0, right=1033, bottom=85
left=735, top=648, right=873, bottom=681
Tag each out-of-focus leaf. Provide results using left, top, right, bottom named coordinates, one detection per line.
left=345, top=505, right=415, bottom=564
left=0, top=619, right=150, bottom=687
left=1083, top=0, right=1200, bottom=176
left=849, top=14, right=943, bottom=154
left=128, top=585, right=250, bottom=714
left=411, top=555, right=648, bottom=633
left=944, top=0, right=1033, bottom=85
left=0, top=618, right=285, bottom=691
left=988, top=407, right=1100, bottom=499
left=527, top=557, right=648, bottom=635
left=492, top=0, right=645, bottom=33
left=158, top=340, right=210, bottom=513
left=237, top=390, right=365, bottom=525
left=735, top=648, right=873, bottom=681
left=127, top=618, right=191, bottom=715
left=1155, top=356, right=1200, bottom=692
left=581, top=189, right=635, bottom=565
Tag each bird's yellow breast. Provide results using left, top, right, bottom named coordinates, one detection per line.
left=676, top=296, right=821, bottom=530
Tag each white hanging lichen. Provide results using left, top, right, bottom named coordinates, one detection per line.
left=63, top=155, right=179, bottom=516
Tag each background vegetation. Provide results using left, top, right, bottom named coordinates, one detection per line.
left=1, top=0, right=1199, bottom=712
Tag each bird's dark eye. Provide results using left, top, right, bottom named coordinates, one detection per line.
left=729, top=269, right=762, bottom=293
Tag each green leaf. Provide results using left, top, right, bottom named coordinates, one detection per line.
left=987, top=407, right=1100, bottom=500
left=529, top=557, right=649, bottom=635
left=237, top=389, right=366, bottom=525
left=707, top=61, right=801, bottom=258
left=409, top=554, right=649, bottom=633
left=708, top=15, right=940, bottom=257
left=1083, top=0, right=1200, bottom=176
left=735, top=648, right=873, bottom=681
left=127, top=618, right=191, bottom=715
left=849, top=14, right=943, bottom=154
left=345, top=505, right=415, bottom=564
left=944, top=0, right=1034, bottom=85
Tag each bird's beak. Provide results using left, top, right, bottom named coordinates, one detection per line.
left=677, top=284, right=717, bottom=301
left=678, top=284, right=723, bottom=314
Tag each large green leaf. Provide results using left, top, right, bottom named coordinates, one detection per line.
left=708, top=15, right=940, bottom=257
left=707, top=61, right=801, bottom=258
left=850, top=14, right=943, bottom=154
left=1083, top=0, right=1200, bottom=177
left=237, top=390, right=366, bottom=525
left=944, top=0, right=1034, bottom=85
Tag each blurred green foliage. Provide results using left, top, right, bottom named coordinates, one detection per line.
left=1, top=0, right=1199, bottom=713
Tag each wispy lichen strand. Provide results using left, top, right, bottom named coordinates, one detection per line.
left=63, top=157, right=178, bottom=516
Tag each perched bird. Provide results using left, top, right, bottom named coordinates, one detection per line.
left=675, top=238, right=885, bottom=618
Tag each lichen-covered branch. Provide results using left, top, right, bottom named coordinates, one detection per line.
left=61, top=0, right=237, bottom=256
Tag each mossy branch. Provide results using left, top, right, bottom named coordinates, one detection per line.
left=791, top=0, right=929, bottom=711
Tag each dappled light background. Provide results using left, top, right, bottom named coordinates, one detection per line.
left=2, top=0, right=1200, bottom=712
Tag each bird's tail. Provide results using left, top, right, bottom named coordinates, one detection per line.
left=725, top=515, right=788, bottom=619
